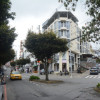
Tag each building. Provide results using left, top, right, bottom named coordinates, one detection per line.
left=19, top=40, right=37, bottom=65
left=42, top=11, right=81, bottom=73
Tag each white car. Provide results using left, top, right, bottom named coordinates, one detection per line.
left=40, top=69, right=45, bottom=75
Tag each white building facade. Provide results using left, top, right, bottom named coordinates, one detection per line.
left=42, top=11, right=81, bottom=73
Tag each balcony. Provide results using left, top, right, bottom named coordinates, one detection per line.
left=60, top=27, right=67, bottom=30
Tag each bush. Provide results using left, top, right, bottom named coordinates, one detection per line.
left=29, top=75, right=40, bottom=81
left=96, top=83, right=100, bottom=89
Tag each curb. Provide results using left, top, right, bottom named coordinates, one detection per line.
left=0, top=85, right=3, bottom=100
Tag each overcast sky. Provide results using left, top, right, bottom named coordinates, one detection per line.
left=9, top=0, right=99, bottom=57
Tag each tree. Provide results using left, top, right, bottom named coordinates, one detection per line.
left=0, top=25, right=17, bottom=53
left=59, top=0, right=100, bottom=42
left=96, top=58, right=100, bottom=63
left=16, top=58, right=30, bottom=67
left=0, top=24, right=17, bottom=66
left=25, top=31, right=68, bottom=81
left=10, top=61, right=16, bottom=67
left=0, top=0, right=17, bottom=67
left=0, top=0, right=15, bottom=25
left=0, top=49, right=15, bottom=65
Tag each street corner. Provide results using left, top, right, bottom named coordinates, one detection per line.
left=79, top=87, right=100, bottom=100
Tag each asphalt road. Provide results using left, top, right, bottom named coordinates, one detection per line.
left=4, top=68, right=100, bottom=100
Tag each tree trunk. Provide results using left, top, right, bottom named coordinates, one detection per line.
left=44, top=58, right=49, bottom=81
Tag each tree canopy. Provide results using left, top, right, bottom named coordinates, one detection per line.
left=0, top=0, right=17, bottom=66
left=0, top=49, right=15, bottom=65
left=16, top=58, right=30, bottom=66
left=10, top=61, right=16, bottom=67
left=25, top=31, right=68, bottom=80
left=59, top=0, right=100, bottom=42
left=0, top=0, right=15, bottom=25
left=25, top=31, right=68, bottom=61
left=0, top=24, right=17, bottom=53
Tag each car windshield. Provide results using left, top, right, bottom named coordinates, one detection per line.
left=91, top=67, right=97, bottom=69
left=12, top=71, right=20, bottom=74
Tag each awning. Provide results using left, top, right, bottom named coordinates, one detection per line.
left=80, top=54, right=93, bottom=58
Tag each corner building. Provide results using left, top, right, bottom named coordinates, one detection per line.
left=42, top=11, right=81, bottom=73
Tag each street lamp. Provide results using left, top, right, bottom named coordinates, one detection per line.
left=68, top=39, right=72, bottom=78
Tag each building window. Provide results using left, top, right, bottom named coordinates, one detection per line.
left=54, top=22, right=56, bottom=30
left=58, top=30, right=61, bottom=37
left=61, top=21, right=63, bottom=27
left=77, top=43, right=80, bottom=50
left=58, top=21, right=61, bottom=29
left=62, top=52, right=66, bottom=59
left=64, top=30, right=67, bottom=37
left=64, top=22, right=66, bottom=27
left=61, top=30, right=63, bottom=36
left=77, top=35, right=80, bottom=41
left=60, top=21, right=66, bottom=27
left=67, top=30, right=70, bottom=38
left=66, top=21, right=70, bottom=29
left=58, top=30, right=70, bottom=38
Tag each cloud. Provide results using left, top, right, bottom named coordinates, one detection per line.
left=10, top=0, right=93, bottom=58
left=11, top=0, right=60, bottom=18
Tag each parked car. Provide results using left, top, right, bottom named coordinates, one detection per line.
left=95, top=64, right=100, bottom=73
left=96, top=67, right=100, bottom=73
left=49, top=70, right=54, bottom=74
left=90, top=67, right=99, bottom=75
left=10, top=71, right=22, bottom=80
left=40, top=69, right=45, bottom=75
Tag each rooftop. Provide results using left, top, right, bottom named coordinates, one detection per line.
left=42, top=11, right=78, bottom=29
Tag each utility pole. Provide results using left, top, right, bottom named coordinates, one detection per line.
left=67, top=9, right=72, bottom=78
left=38, top=25, right=41, bottom=33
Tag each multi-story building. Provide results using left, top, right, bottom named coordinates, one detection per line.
left=80, top=30, right=96, bottom=68
left=42, top=11, right=81, bottom=73
left=19, top=40, right=37, bottom=63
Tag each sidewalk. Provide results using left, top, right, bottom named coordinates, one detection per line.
left=22, top=70, right=89, bottom=80
left=0, top=85, right=3, bottom=100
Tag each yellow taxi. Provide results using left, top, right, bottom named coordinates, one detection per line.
left=10, top=71, right=22, bottom=80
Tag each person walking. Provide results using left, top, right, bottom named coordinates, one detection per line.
left=0, top=67, right=5, bottom=84
left=60, top=71, right=63, bottom=76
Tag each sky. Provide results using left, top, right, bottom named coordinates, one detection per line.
left=9, top=0, right=99, bottom=58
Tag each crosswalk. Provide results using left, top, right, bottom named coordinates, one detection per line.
left=85, top=75, right=100, bottom=79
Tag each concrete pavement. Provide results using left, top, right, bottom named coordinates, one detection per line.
left=21, top=70, right=89, bottom=80
left=0, top=85, right=3, bottom=100
left=5, top=68, right=100, bottom=100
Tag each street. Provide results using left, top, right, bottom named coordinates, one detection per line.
left=3, top=68, right=100, bottom=100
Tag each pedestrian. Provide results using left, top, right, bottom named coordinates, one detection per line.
left=0, top=67, right=5, bottom=84
left=26, top=68, right=28, bottom=73
left=60, top=71, right=62, bottom=76
left=29, top=67, right=32, bottom=73
left=65, top=70, right=68, bottom=75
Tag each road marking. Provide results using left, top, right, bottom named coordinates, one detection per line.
left=85, top=75, right=100, bottom=79
left=89, top=76, right=94, bottom=78
left=97, top=76, right=100, bottom=78
left=4, top=77, right=7, bottom=100
left=4, top=84, right=7, bottom=100
left=85, top=76, right=90, bottom=78
left=93, top=76, right=97, bottom=78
